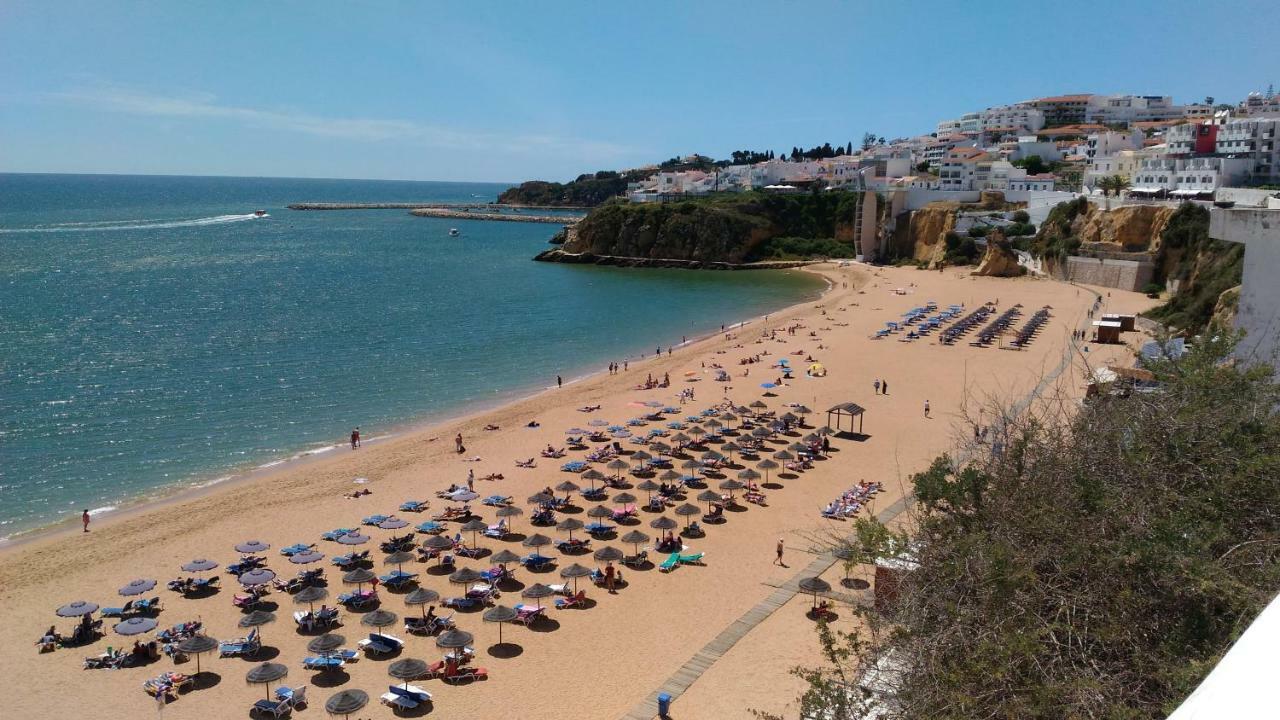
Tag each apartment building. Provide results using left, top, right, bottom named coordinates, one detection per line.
left=939, top=147, right=990, bottom=190
left=1130, top=156, right=1255, bottom=196
left=980, top=104, right=1046, bottom=133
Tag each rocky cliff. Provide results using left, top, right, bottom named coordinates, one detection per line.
left=540, top=192, right=865, bottom=266
left=971, top=232, right=1024, bottom=277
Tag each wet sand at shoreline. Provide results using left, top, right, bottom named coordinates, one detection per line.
left=0, top=263, right=1155, bottom=719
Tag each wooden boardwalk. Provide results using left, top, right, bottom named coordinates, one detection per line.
left=619, top=495, right=910, bottom=720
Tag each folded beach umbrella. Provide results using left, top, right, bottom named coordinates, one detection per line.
left=238, top=568, right=276, bottom=587
left=235, top=540, right=271, bottom=553
left=246, top=662, right=289, bottom=699
left=290, top=550, right=325, bottom=565
left=436, top=628, right=474, bottom=649
left=307, top=632, right=345, bottom=654
left=483, top=604, right=519, bottom=644
left=293, top=586, right=328, bottom=612
left=378, top=517, right=410, bottom=530
left=181, top=558, right=219, bottom=572
left=114, top=617, right=158, bottom=636
left=325, top=689, right=369, bottom=719
left=361, top=609, right=398, bottom=628
left=336, top=533, right=370, bottom=546
left=593, top=546, right=624, bottom=562
left=649, top=516, right=677, bottom=531
left=118, top=578, right=157, bottom=597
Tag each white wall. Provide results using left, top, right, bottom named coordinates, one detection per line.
left=1215, top=208, right=1280, bottom=365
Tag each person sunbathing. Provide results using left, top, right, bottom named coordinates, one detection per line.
left=483, top=424, right=500, bottom=431
left=515, top=458, right=536, bottom=468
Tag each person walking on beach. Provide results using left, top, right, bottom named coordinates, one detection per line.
left=82, top=509, right=90, bottom=533
left=924, top=400, right=931, bottom=418
left=775, top=537, right=786, bottom=566
left=873, top=379, right=881, bottom=395
left=467, top=469, right=475, bottom=492
left=455, top=433, right=465, bottom=454
left=604, top=561, right=617, bottom=594
left=350, top=427, right=361, bottom=449
left=882, top=379, right=889, bottom=395
left=557, top=375, right=562, bottom=389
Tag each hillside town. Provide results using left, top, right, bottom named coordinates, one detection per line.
left=625, top=88, right=1280, bottom=205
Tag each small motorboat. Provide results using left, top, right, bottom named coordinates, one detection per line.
left=449, top=228, right=460, bottom=237
left=253, top=210, right=268, bottom=217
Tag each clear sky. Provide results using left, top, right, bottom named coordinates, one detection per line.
left=2, top=0, right=1277, bottom=183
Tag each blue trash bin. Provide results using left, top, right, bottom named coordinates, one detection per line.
left=657, top=692, right=672, bottom=717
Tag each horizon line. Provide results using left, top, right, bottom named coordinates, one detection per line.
left=0, top=170, right=522, bottom=186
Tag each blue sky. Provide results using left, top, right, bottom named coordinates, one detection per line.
left=2, top=0, right=1277, bottom=183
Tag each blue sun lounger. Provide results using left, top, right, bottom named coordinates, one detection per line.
left=321, top=528, right=356, bottom=541
left=302, top=654, right=344, bottom=671
left=361, top=514, right=388, bottom=526
left=399, top=499, right=429, bottom=512
left=415, top=521, right=444, bottom=534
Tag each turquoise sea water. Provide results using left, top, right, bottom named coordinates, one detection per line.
left=0, top=173, right=823, bottom=538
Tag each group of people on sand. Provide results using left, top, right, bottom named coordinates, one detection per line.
left=607, top=361, right=628, bottom=374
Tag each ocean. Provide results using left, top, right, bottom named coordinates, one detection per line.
left=0, top=173, right=824, bottom=539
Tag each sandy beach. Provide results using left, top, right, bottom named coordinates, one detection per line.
left=0, top=263, right=1156, bottom=719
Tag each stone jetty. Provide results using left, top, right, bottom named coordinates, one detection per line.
left=409, top=208, right=582, bottom=224
left=288, top=202, right=590, bottom=211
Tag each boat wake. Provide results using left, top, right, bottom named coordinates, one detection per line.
left=0, top=213, right=266, bottom=234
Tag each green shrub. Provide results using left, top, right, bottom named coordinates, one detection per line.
left=748, top=236, right=856, bottom=261
left=1011, top=210, right=1030, bottom=223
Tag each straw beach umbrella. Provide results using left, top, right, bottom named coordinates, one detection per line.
left=239, top=610, right=276, bottom=644
left=673, top=503, right=701, bottom=527
left=593, top=546, right=624, bottom=562
left=404, top=588, right=440, bottom=618
left=756, top=458, right=780, bottom=484
left=798, top=577, right=833, bottom=613
left=388, top=658, right=429, bottom=690
left=361, top=609, right=398, bottom=628
left=559, top=563, right=593, bottom=594
left=325, top=689, right=369, bottom=719
left=176, top=634, right=218, bottom=676
left=696, top=489, right=722, bottom=512
left=556, top=517, right=585, bottom=543
left=460, top=518, right=489, bottom=547
left=483, top=604, right=518, bottom=644
left=293, top=585, right=329, bottom=613
left=619, top=530, right=650, bottom=557
left=308, top=633, right=345, bottom=655
left=245, top=662, right=288, bottom=700
left=436, top=628, right=474, bottom=649
left=649, top=516, right=677, bottom=531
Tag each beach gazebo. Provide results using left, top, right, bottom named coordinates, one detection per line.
left=826, top=402, right=865, bottom=436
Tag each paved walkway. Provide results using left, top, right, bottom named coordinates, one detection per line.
left=619, top=495, right=910, bottom=720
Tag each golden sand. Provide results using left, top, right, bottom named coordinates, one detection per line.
left=0, top=264, right=1155, bottom=719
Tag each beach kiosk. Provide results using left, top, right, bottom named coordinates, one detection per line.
left=1102, top=313, right=1136, bottom=332
left=1092, top=319, right=1123, bottom=344
left=874, top=554, right=920, bottom=614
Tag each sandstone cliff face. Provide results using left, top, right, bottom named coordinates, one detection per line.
left=971, top=233, right=1023, bottom=277
left=1071, top=204, right=1175, bottom=252
left=901, top=206, right=955, bottom=266
left=1212, top=285, right=1241, bottom=329
left=562, top=203, right=772, bottom=263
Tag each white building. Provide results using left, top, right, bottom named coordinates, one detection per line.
left=1215, top=117, right=1280, bottom=185
left=1010, top=173, right=1056, bottom=191
left=1009, top=136, right=1063, bottom=163
left=939, top=147, right=989, bottom=190
left=1084, top=130, right=1143, bottom=160
left=980, top=104, right=1046, bottom=133
left=1130, top=157, right=1255, bottom=196
left=1087, top=95, right=1184, bottom=124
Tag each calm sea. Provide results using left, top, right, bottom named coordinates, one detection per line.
left=0, top=173, right=823, bottom=538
